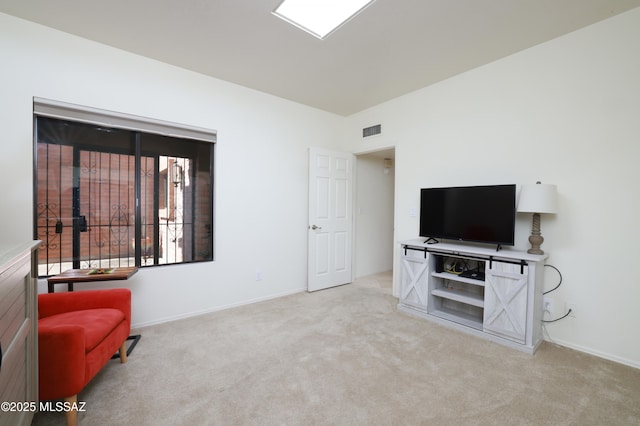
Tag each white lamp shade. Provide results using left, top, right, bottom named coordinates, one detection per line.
left=517, top=183, right=558, bottom=214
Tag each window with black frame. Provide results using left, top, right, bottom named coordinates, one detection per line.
left=34, top=110, right=214, bottom=278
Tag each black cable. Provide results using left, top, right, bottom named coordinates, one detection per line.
left=543, top=264, right=562, bottom=295
left=542, top=309, right=572, bottom=323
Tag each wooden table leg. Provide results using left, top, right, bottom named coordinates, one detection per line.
left=64, top=394, right=78, bottom=426
left=119, top=341, right=128, bottom=363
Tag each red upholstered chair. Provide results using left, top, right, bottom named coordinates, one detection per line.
left=38, top=288, right=131, bottom=426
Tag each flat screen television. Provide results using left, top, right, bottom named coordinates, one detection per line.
left=419, top=184, right=516, bottom=247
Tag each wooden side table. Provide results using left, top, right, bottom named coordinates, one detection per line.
left=47, top=266, right=138, bottom=293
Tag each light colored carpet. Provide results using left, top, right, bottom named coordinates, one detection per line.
left=33, top=271, right=640, bottom=425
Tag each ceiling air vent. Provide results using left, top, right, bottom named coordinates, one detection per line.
left=362, top=124, right=381, bottom=138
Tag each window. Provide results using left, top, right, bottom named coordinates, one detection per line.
left=273, top=0, right=376, bottom=39
left=33, top=99, right=215, bottom=277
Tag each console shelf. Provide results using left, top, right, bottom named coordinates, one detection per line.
left=431, top=287, right=484, bottom=308
left=431, top=271, right=485, bottom=287
left=430, top=307, right=483, bottom=330
left=398, top=239, right=548, bottom=354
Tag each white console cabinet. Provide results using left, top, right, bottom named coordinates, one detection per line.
left=398, top=239, right=547, bottom=353
left=0, top=241, right=40, bottom=426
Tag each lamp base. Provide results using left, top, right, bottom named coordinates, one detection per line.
left=527, top=234, right=544, bottom=255
left=527, top=213, right=545, bottom=255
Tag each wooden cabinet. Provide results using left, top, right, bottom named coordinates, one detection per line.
left=398, top=240, right=547, bottom=353
left=0, top=241, right=40, bottom=426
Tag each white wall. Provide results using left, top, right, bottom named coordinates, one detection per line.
left=345, top=8, right=640, bottom=368
left=354, top=153, right=395, bottom=277
left=0, top=13, right=345, bottom=327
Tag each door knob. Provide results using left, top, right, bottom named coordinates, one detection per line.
left=311, top=224, right=322, bottom=230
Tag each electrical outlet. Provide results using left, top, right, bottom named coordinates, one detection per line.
left=256, top=270, right=263, bottom=281
left=543, top=297, right=554, bottom=315
left=566, top=302, right=576, bottom=317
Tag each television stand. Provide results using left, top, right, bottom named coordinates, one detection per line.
left=398, top=239, right=548, bottom=354
left=423, top=237, right=439, bottom=244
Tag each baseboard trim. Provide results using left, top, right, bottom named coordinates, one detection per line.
left=544, top=337, right=640, bottom=370
left=130, top=287, right=639, bottom=370
left=131, top=288, right=305, bottom=329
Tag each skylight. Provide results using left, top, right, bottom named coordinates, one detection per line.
left=273, top=0, right=376, bottom=40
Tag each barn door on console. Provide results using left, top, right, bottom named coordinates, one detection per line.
left=400, top=250, right=429, bottom=310
left=484, top=262, right=529, bottom=343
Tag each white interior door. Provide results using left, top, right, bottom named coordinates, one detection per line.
left=308, top=147, right=354, bottom=292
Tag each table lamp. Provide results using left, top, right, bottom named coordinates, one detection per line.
left=517, top=182, right=558, bottom=254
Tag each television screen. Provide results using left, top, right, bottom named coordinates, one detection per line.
left=419, top=184, right=516, bottom=246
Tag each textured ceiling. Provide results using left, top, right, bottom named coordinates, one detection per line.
left=1, top=0, right=638, bottom=115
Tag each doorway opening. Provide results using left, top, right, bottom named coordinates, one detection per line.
left=354, top=148, right=395, bottom=282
